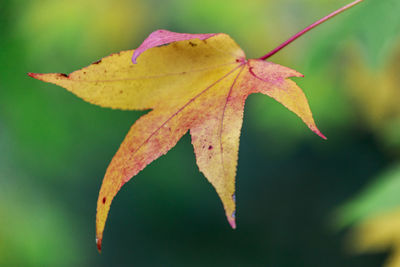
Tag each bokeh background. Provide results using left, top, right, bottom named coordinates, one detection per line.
left=1, top=0, right=400, bottom=266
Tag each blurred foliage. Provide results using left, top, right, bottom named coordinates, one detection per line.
left=337, top=165, right=400, bottom=228
left=0, top=0, right=399, bottom=266
left=15, top=0, right=150, bottom=63
left=346, top=208, right=400, bottom=267
left=344, top=45, right=400, bottom=151
left=337, top=166, right=400, bottom=267
left=307, top=0, right=400, bottom=69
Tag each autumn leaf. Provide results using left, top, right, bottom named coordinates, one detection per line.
left=29, top=30, right=323, bottom=249
left=28, top=0, right=363, bottom=251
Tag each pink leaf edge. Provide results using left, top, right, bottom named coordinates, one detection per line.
left=132, top=29, right=217, bottom=64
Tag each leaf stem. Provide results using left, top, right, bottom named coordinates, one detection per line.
left=259, top=0, right=364, bottom=61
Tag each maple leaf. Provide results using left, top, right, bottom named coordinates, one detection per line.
left=28, top=0, right=363, bottom=251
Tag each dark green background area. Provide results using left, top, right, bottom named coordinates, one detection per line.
left=0, top=0, right=399, bottom=266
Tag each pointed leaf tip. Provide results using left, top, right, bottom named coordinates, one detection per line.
left=229, top=217, right=237, bottom=229
left=132, top=29, right=217, bottom=64
left=96, top=237, right=102, bottom=253
left=227, top=210, right=237, bottom=229
left=27, top=72, right=70, bottom=83
left=311, top=126, right=327, bottom=140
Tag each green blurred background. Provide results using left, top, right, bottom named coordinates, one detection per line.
left=1, top=0, right=400, bottom=266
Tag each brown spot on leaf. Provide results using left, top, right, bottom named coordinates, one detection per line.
left=208, top=145, right=213, bottom=150
left=189, top=41, right=197, bottom=47
left=93, top=59, right=102, bottom=65
left=102, top=197, right=106, bottom=204
left=60, top=73, right=68, bottom=78
left=110, top=51, right=122, bottom=57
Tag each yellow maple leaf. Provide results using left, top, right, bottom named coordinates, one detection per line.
left=29, top=32, right=324, bottom=250
left=28, top=0, right=364, bottom=251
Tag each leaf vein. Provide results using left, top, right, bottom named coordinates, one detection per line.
left=218, top=65, right=246, bottom=183
left=71, top=62, right=238, bottom=83
left=125, top=64, right=243, bottom=164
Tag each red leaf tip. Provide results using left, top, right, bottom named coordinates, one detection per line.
left=228, top=217, right=237, bottom=229
left=96, top=237, right=102, bottom=253
left=27, top=72, right=38, bottom=78
left=311, top=127, right=327, bottom=140
left=228, top=210, right=236, bottom=229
